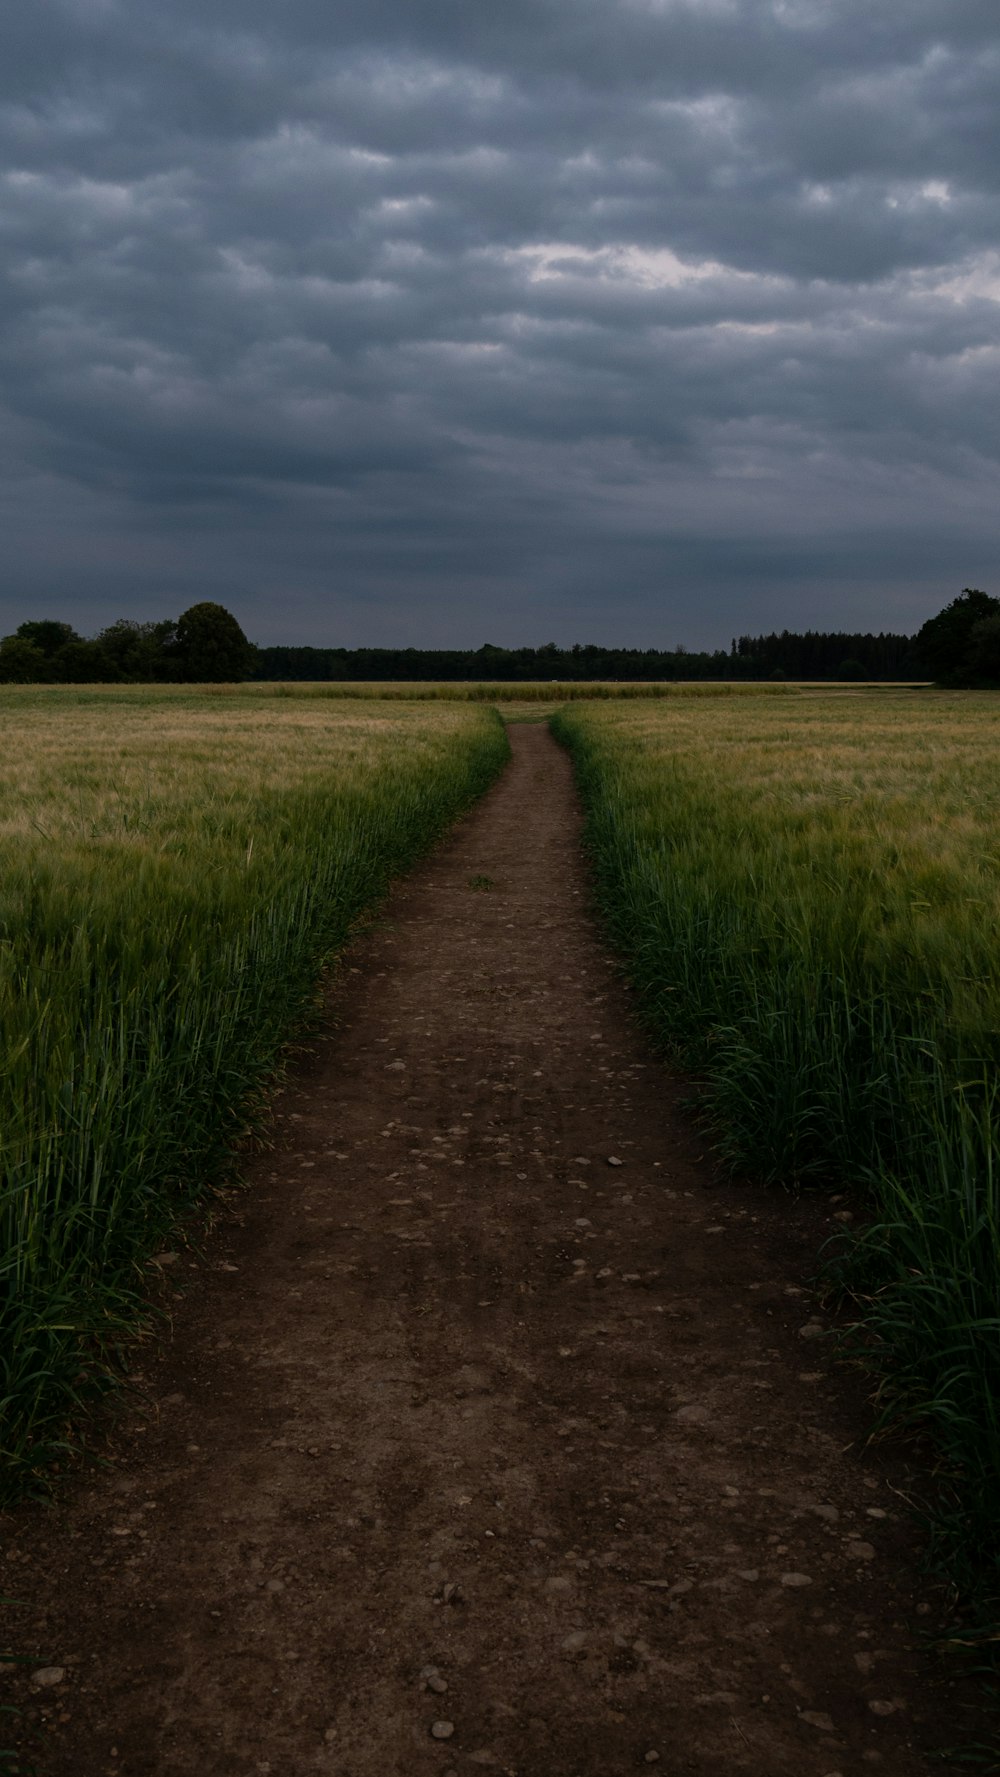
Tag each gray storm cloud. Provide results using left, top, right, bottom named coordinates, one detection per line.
left=1, top=0, right=998, bottom=646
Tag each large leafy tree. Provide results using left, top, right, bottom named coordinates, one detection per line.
left=171, top=603, right=255, bottom=682
left=966, top=614, right=1000, bottom=687
left=912, top=589, right=1000, bottom=686
left=15, top=619, right=80, bottom=660
left=96, top=618, right=177, bottom=682
left=0, top=636, right=48, bottom=682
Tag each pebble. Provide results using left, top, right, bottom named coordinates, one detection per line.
left=799, top=1322, right=825, bottom=1341
left=847, top=1541, right=876, bottom=1561
left=606, top=1156, right=623, bottom=1167
left=32, top=1668, right=67, bottom=1687
left=868, top=1699, right=900, bottom=1717
left=780, top=1572, right=813, bottom=1587
left=430, top=1721, right=455, bottom=1740
left=561, top=1631, right=587, bottom=1652
left=801, top=1712, right=835, bottom=1733
left=644, top=1754, right=660, bottom=1765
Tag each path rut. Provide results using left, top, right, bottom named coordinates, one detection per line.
left=1, top=723, right=972, bottom=1775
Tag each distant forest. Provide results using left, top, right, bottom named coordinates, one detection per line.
left=3, top=590, right=998, bottom=685
left=252, top=631, right=914, bottom=683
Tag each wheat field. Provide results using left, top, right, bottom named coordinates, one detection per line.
left=553, top=689, right=1000, bottom=1634
left=0, top=687, right=508, bottom=1493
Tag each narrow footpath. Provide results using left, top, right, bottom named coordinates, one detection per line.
left=2, top=724, right=974, bottom=1775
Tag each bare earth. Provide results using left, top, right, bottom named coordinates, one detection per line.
left=1, top=723, right=975, bottom=1775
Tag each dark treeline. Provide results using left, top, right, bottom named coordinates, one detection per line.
left=253, top=630, right=917, bottom=683
left=4, top=591, right=997, bottom=685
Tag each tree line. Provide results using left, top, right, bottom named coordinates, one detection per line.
left=1, top=591, right=997, bottom=685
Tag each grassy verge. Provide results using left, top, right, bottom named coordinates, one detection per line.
left=0, top=690, right=508, bottom=1498
left=552, top=692, right=1000, bottom=1640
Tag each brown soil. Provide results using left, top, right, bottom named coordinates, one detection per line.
left=1, top=724, right=978, bottom=1775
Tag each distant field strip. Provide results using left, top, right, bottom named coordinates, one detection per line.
left=553, top=692, right=1000, bottom=1628
left=11, top=680, right=797, bottom=704
left=0, top=690, right=508, bottom=1493
left=259, top=681, right=797, bottom=702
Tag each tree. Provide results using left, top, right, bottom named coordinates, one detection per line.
left=966, top=614, right=1000, bottom=687
left=58, top=637, right=111, bottom=682
left=0, top=636, right=48, bottom=683
left=912, top=589, right=1000, bottom=686
left=171, top=603, right=255, bottom=682
left=96, top=618, right=177, bottom=682
left=15, top=620, right=80, bottom=661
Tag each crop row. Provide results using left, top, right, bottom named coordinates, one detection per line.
left=0, top=693, right=508, bottom=1494
left=552, top=693, right=1000, bottom=1636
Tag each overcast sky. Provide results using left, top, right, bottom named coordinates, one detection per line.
left=1, top=0, right=998, bottom=649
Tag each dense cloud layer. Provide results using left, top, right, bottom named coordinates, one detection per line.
left=2, top=0, right=998, bottom=646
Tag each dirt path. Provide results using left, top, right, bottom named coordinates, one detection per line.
left=1, top=724, right=974, bottom=1775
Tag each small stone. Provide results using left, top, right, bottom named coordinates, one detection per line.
left=561, top=1631, right=587, bottom=1652
left=868, top=1699, right=900, bottom=1717
left=780, top=1572, right=813, bottom=1587
left=545, top=1575, right=574, bottom=1594
left=606, top=1155, right=623, bottom=1166
left=801, top=1712, right=835, bottom=1733
left=428, top=1676, right=448, bottom=1695
left=799, top=1322, right=825, bottom=1341
left=644, top=1754, right=660, bottom=1764
left=847, top=1541, right=876, bottom=1561
left=676, top=1404, right=709, bottom=1423
left=32, top=1668, right=66, bottom=1687
left=737, top=1569, right=759, bottom=1582
left=431, top=1721, right=455, bottom=1740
